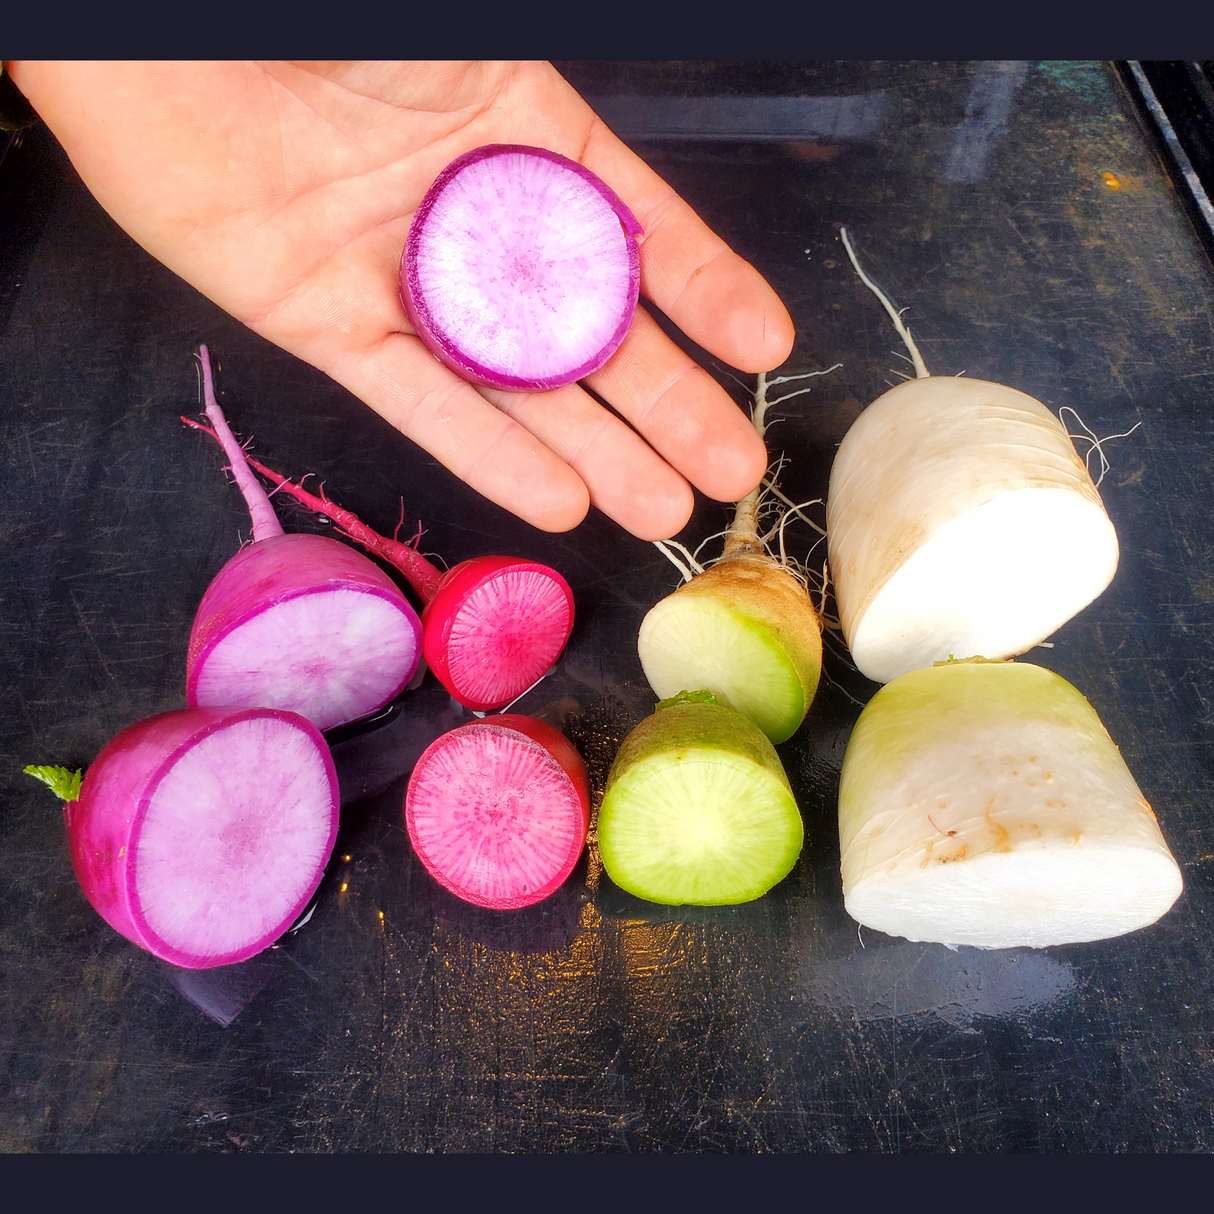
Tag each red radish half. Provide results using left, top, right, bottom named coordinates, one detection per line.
left=421, top=556, right=575, bottom=712
left=405, top=715, right=590, bottom=910
left=215, top=451, right=577, bottom=713
left=65, top=706, right=339, bottom=969
left=401, top=144, right=642, bottom=391
left=185, top=347, right=423, bottom=731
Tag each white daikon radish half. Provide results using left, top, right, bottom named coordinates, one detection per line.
left=825, top=231, right=1118, bottom=684
left=839, top=660, right=1183, bottom=949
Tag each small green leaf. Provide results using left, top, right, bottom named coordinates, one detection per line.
left=656, top=689, right=719, bottom=711
left=24, top=765, right=83, bottom=802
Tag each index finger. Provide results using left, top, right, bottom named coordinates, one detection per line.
left=579, top=118, right=795, bottom=375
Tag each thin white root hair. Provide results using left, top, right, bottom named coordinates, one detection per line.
left=1057, top=406, right=1143, bottom=487
left=653, top=539, right=702, bottom=583
left=839, top=227, right=930, bottom=379
left=761, top=482, right=827, bottom=536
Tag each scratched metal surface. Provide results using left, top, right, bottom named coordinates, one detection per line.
left=1, top=62, right=1212, bottom=1152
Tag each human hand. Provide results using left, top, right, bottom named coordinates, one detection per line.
left=10, top=61, right=794, bottom=540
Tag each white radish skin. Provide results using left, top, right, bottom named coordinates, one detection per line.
left=827, top=376, right=1118, bottom=684
left=839, top=661, right=1183, bottom=949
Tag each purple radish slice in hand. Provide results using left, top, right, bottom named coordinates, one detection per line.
left=204, top=448, right=576, bottom=713
left=406, top=714, right=591, bottom=910
left=185, top=346, right=423, bottom=732
left=31, top=706, right=339, bottom=969
left=401, top=144, right=642, bottom=391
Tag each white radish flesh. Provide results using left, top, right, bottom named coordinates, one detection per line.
left=827, top=376, right=1119, bottom=684
left=826, top=231, right=1118, bottom=684
left=838, top=660, right=1183, bottom=949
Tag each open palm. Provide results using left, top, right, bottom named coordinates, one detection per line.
left=12, top=61, right=794, bottom=539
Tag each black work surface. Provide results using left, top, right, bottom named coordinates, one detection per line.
left=2, top=62, right=1213, bottom=1153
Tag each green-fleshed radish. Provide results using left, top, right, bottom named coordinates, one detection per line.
left=838, top=659, right=1183, bottom=949
left=26, top=706, right=340, bottom=969
left=183, top=426, right=575, bottom=716
left=597, top=690, right=804, bottom=906
left=185, top=346, right=423, bottom=732
left=637, top=372, right=836, bottom=745
left=405, top=714, right=590, bottom=909
left=826, top=229, right=1122, bottom=685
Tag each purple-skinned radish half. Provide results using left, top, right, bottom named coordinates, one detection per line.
left=186, top=346, right=423, bottom=732
left=401, top=144, right=642, bottom=391
left=63, top=706, right=339, bottom=969
left=406, top=714, right=590, bottom=910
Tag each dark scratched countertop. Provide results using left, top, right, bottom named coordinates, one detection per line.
left=2, top=61, right=1213, bottom=1153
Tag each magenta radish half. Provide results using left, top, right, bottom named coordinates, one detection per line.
left=219, top=450, right=576, bottom=713
left=41, top=706, right=339, bottom=969
left=185, top=346, right=423, bottom=731
left=401, top=144, right=642, bottom=391
left=405, top=714, right=590, bottom=910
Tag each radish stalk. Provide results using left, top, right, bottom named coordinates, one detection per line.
left=826, top=230, right=1120, bottom=684
left=401, top=144, right=642, bottom=391
left=597, top=690, right=804, bottom=905
left=192, top=436, right=576, bottom=714
left=29, top=706, right=340, bottom=969
left=637, top=372, right=833, bottom=744
left=185, top=346, right=423, bottom=732
left=405, top=714, right=590, bottom=910
left=838, top=659, right=1183, bottom=948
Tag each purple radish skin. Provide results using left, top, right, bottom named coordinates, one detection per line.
left=35, top=706, right=339, bottom=969
left=402, top=144, right=642, bottom=392
left=185, top=346, right=423, bottom=731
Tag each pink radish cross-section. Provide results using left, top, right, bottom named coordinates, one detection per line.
left=405, top=715, right=590, bottom=910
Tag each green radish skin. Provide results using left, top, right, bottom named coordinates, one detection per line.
left=638, top=557, right=821, bottom=745
left=598, top=692, right=803, bottom=906
left=839, top=660, right=1184, bottom=949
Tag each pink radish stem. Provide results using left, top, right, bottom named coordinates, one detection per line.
left=198, top=345, right=283, bottom=543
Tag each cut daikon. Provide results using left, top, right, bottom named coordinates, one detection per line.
left=826, top=231, right=1119, bottom=684
left=838, top=660, right=1183, bottom=949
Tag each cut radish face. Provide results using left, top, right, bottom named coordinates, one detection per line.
left=186, top=346, right=422, bottom=731
left=61, top=707, right=339, bottom=969
left=839, top=660, right=1183, bottom=949
left=827, top=376, right=1119, bottom=684
left=405, top=715, right=590, bottom=910
left=598, top=691, right=803, bottom=905
left=422, top=556, right=575, bottom=712
left=401, top=144, right=642, bottom=391
left=639, top=559, right=821, bottom=745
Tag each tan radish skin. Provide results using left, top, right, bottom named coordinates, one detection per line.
left=827, top=376, right=1118, bottom=685
left=838, top=661, right=1183, bottom=949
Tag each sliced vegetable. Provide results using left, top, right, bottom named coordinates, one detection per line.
left=31, top=706, right=339, bottom=969
left=401, top=144, right=642, bottom=391
left=405, top=714, right=590, bottom=910
left=638, top=374, right=825, bottom=743
left=838, top=659, right=1183, bottom=948
left=224, top=451, right=575, bottom=713
left=598, top=690, right=804, bottom=905
left=184, top=346, right=423, bottom=731
left=826, top=230, right=1119, bottom=684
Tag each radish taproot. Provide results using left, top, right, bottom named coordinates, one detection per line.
left=401, top=144, right=642, bottom=391
left=200, top=445, right=576, bottom=714
left=27, top=706, right=339, bottom=969
left=826, top=230, right=1119, bottom=684
left=598, top=690, right=803, bottom=905
left=405, top=714, right=590, bottom=909
left=838, top=659, right=1183, bottom=948
left=637, top=373, right=830, bottom=744
left=185, top=346, right=423, bottom=732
